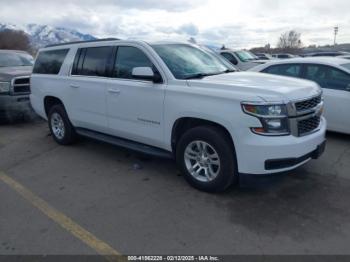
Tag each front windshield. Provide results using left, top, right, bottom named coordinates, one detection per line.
left=235, top=51, right=258, bottom=62
left=0, top=52, right=34, bottom=67
left=151, top=44, right=231, bottom=79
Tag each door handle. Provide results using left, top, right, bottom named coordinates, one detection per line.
left=70, top=84, right=80, bottom=88
left=108, top=89, right=121, bottom=94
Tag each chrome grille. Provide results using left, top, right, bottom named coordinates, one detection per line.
left=12, top=76, right=30, bottom=94
left=295, top=95, right=322, bottom=113
left=298, top=115, right=321, bottom=136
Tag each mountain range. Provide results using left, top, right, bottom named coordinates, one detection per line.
left=0, top=23, right=97, bottom=48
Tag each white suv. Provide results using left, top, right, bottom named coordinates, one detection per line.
left=30, top=39, right=326, bottom=192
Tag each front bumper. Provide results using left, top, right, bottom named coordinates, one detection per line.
left=264, top=139, right=326, bottom=170
left=234, top=116, right=327, bottom=174
left=0, top=94, right=31, bottom=117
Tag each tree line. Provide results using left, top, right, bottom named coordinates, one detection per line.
left=0, top=29, right=34, bottom=54
left=250, top=30, right=303, bottom=54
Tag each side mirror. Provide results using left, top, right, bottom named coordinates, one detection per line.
left=132, top=67, right=155, bottom=81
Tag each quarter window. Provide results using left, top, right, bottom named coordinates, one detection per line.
left=74, top=46, right=114, bottom=77
left=113, top=46, right=153, bottom=79
left=33, top=49, right=69, bottom=74
left=263, top=64, right=301, bottom=78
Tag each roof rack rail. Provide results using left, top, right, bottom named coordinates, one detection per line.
left=45, top=38, right=120, bottom=48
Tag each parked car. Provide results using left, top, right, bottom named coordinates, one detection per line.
left=254, top=53, right=274, bottom=60
left=200, top=45, right=239, bottom=71
left=271, top=53, right=297, bottom=59
left=0, top=50, right=33, bottom=121
left=218, top=50, right=267, bottom=70
left=30, top=40, right=326, bottom=192
left=250, top=57, right=350, bottom=134
left=304, top=51, right=350, bottom=57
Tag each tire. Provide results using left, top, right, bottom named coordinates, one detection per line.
left=48, top=104, right=77, bottom=145
left=176, top=126, right=238, bottom=193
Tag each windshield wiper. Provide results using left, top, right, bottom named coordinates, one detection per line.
left=184, top=69, right=236, bottom=79
left=183, top=73, right=217, bottom=80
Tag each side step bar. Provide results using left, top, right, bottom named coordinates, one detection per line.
left=76, top=128, right=173, bottom=159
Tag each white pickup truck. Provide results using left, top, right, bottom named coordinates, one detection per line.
left=30, top=39, right=326, bottom=192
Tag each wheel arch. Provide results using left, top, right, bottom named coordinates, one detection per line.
left=171, top=117, right=236, bottom=154
left=44, top=96, right=64, bottom=117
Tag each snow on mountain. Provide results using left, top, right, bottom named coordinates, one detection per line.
left=0, top=23, right=97, bottom=48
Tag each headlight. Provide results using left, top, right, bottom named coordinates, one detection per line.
left=242, top=103, right=290, bottom=136
left=0, top=82, right=10, bottom=94
left=242, top=103, right=287, bottom=117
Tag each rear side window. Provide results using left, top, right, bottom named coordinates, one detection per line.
left=73, top=46, right=114, bottom=77
left=263, top=64, right=301, bottom=78
left=113, top=46, right=153, bottom=79
left=33, top=49, right=69, bottom=74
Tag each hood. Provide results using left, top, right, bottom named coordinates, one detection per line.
left=0, top=66, right=32, bottom=81
left=186, top=72, right=321, bottom=102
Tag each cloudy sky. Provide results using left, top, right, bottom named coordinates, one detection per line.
left=1, top=0, right=349, bottom=48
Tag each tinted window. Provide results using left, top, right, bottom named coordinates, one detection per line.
left=113, top=46, right=153, bottom=79
left=263, top=64, right=301, bottom=77
left=75, top=46, right=113, bottom=77
left=304, top=64, right=350, bottom=90
left=33, top=49, right=69, bottom=74
left=221, top=52, right=238, bottom=65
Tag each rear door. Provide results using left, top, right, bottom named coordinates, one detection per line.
left=68, top=46, right=114, bottom=133
left=301, top=64, right=350, bottom=133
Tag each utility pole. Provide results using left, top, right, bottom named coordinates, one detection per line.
left=334, top=26, right=339, bottom=46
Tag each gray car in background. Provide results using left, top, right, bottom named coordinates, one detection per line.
left=0, top=50, right=33, bottom=121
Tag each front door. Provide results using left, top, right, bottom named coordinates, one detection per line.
left=105, top=46, right=166, bottom=147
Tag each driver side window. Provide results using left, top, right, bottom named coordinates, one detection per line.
left=113, top=46, right=153, bottom=80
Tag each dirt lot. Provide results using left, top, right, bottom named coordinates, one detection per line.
left=0, top=119, right=350, bottom=257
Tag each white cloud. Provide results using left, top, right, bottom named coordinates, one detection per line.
left=0, top=0, right=349, bottom=48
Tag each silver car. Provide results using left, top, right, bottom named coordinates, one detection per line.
left=0, top=50, right=33, bottom=120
